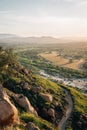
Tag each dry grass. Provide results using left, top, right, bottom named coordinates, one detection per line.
left=63, top=59, right=84, bottom=70
left=40, top=51, right=68, bottom=66
left=39, top=51, right=84, bottom=70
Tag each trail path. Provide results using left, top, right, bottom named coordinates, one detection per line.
left=58, top=88, right=73, bottom=130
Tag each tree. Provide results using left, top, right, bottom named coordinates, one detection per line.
left=69, top=58, right=73, bottom=63
left=5, top=48, right=18, bottom=65
left=0, top=47, right=18, bottom=69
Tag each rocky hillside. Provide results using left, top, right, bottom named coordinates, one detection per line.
left=0, top=47, right=87, bottom=130
left=0, top=64, right=68, bottom=130
left=0, top=47, right=68, bottom=130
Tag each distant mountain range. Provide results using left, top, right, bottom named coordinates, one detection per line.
left=0, top=34, right=87, bottom=45
left=0, top=34, right=18, bottom=39
left=0, top=35, right=63, bottom=44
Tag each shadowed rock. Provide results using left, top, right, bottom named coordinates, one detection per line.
left=14, top=94, right=38, bottom=116
left=26, top=122, right=40, bottom=130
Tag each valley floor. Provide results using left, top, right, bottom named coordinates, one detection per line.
left=39, top=51, right=85, bottom=71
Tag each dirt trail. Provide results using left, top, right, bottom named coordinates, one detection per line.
left=58, top=88, right=73, bottom=130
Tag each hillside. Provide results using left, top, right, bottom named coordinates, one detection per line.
left=0, top=47, right=67, bottom=130
left=0, top=47, right=87, bottom=130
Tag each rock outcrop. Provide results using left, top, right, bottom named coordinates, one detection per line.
left=26, top=122, right=40, bottom=130
left=40, top=93, right=53, bottom=103
left=14, top=94, right=38, bottom=116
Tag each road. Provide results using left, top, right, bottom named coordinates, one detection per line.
left=58, top=88, right=73, bottom=130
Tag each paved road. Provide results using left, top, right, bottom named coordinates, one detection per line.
left=58, top=88, right=73, bottom=130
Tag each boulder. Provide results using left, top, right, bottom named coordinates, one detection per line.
left=14, top=94, right=38, bottom=116
left=22, top=82, right=31, bottom=90
left=40, top=93, right=53, bottom=103
left=26, top=122, right=40, bottom=130
left=31, top=86, right=43, bottom=93
left=47, top=108, right=55, bottom=118
left=0, top=86, right=19, bottom=126
left=0, top=99, right=14, bottom=126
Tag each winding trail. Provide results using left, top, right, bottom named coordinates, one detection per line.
left=58, top=88, right=73, bottom=130
left=39, top=70, right=73, bottom=130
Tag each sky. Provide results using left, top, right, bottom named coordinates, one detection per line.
left=0, top=0, right=87, bottom=37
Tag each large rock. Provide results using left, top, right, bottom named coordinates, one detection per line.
left=0, top=99, right=14, bottom=126
left=14, top=94, right=38, bottom=116
left=26, top=122, right=40, bottom=130
left=40, top=93, right=53, bottom=103
left=0, top=85, right=19, bottom=126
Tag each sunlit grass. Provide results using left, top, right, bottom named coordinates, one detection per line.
left=20, top=112, right=56, bottom=130
left=60, top=84, right=87, bottom=114
left=34, top=75, right=62, bottom=93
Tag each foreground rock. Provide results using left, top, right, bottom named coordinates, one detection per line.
left=0, top=85, right=19, bottom=126
left=14, top=94, right=38, bottom=116
left=26, top=122, right=40, bottom=130
left=0, top=99, right=15, bottom=126
left=40, top=93, right=53, bottom=103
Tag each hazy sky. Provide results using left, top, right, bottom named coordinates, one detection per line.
left=0, top=0, right=87, bottom=37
